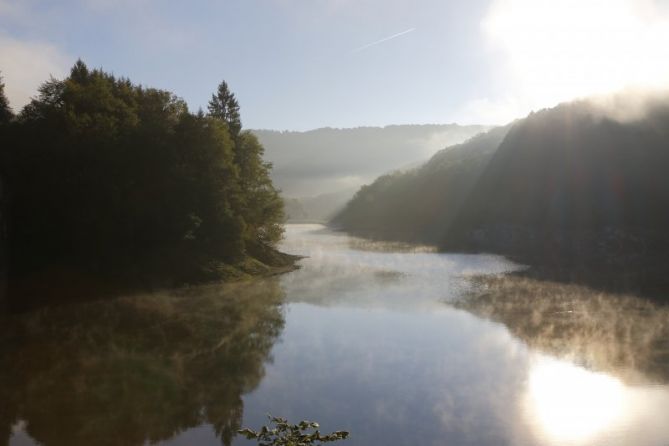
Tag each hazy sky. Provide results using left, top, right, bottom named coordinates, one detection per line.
left=1, top=0, right=668, bottom=130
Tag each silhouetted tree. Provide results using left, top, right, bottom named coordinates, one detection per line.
left=0, top=74, right=12, bottom=125
left=1, top=61, right=290, bottom=307
left=208, top=80, right=241, bottom=136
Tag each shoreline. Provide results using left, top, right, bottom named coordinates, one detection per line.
left=4, top=247, right=303, bottom=314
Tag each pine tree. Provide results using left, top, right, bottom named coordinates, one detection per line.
left=69, top=59, right=90, bottom=84
left=207, top=80, right=241, bottom=136
left=207, top=80, right=284, bottom=246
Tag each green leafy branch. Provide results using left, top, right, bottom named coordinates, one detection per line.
left=239, top=416, right=349, bottom=446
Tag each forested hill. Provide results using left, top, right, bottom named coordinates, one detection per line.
left=0, top=61, right=293, bottom=309
left=444, top=97, right=669, bottom=259
left=253, top=124, right=489, bottom=196
left=333, top=94, right=669, bottom=297
left=252, top=124, right=488, bottom=207
left=331, top=124, right=512, bottom=243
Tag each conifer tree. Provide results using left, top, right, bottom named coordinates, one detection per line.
left=208, top=80, right=241, bottom=136
left=207, top=80, right=285, bottom=246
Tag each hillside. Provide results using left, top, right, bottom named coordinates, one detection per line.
left=252, top=124, right=488, bottom=220
left=331, top=125, right=512, bottom=243
left=445, top=98, right=669, bottom=256
left=284, top=188, right=358, bottom=223
left=253, top=124, right=489, bottom=196
left=333, top=94, right=669, bottom=297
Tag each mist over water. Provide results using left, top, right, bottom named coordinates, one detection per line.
left=278, top=224, right=522, bottom=310
left=6, top=225, right=669, bottom=446
left=3, top=2, right=669, bottom=445
left=178, top=225, right=669, bottom=446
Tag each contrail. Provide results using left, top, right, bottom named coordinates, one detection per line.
left=352, top=28, right=416, bottom=53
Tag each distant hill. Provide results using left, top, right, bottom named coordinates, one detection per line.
left=333, top=93, right=669, bottom=298
left=284, top=188, right=359, bottom=223
left=252, top=124, right=489, bottom=197
left=253, top=124, right=488, bottom=222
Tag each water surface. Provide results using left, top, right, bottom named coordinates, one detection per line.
left=5, top=224, right=669, bottom=446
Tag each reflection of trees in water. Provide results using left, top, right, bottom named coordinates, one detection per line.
left=0, top=279, right=285, bottom=446
left=455, top=276, right=669, bottom=384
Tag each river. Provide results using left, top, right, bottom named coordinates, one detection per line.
left=4, top=224, right=669, bottom=446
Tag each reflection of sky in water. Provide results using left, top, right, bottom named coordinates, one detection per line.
left=279, top=224, right=523, bottom=310
left=231, top=305, right=669, bottom=446
left=155, top=224, right=669, bottom=446
left=237, top=303, right=530, bottom=446
left=12, top=224, right=664, bottom=446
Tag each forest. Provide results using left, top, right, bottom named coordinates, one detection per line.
left=333, top=96, right=669, bottom=298
left=331, top=124, right=512, bottom=242
left=3, top=2, right=669, bottom=445
left=0, top=61, right=292, bottom=309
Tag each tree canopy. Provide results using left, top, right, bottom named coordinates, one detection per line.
left=0, top=61, right=287, bottom=306
left=333, top=96, right=669, bottom=298
left=208, top=80, right=241, bottom=137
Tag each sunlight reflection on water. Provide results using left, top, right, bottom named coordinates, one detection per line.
left=524, top=356, right=626, bottom=444
left=6, top=224, right=669, bottom=446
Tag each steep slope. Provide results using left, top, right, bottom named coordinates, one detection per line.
left=331, top=125, right=511, bottom=244
left=334, top=94, right=669, bottom=298
left=444, top=98, right=669, bottom=264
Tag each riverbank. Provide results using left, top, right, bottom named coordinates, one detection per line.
left=5, top=223, right=669, bottom=446
left=440, top=224, right=669, bottom=302
left=4, top=245, right=302, bottom=313
left=329, top=224, right=669, bottom=302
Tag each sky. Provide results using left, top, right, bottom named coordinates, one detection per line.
left=1, top=0, right=669, bottom=130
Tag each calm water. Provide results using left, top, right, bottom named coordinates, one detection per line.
left=4, top=224, right=669, bottom=446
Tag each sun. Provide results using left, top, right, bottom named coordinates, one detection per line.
left=481, top=0, right=669, bottom=121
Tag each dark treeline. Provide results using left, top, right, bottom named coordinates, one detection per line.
left=446, top=99, right=669, bottom=251
left=334, top=95, right=669, bottom=299
left=0, top=61, right=290, bottom=309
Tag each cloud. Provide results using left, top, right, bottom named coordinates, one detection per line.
left=461, top=0, right=669, bottom=124
left=0, top=34, right=71, bottom=112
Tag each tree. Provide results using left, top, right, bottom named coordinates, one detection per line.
left=208, top=80, right=241, bottom=136
left=207, top=81, right=284, bottom=247
left=234, top=132, right=285, bottom=245
left=0, top=74, right=12, bottom=124
left=2, top=61, right=291, bottom=307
